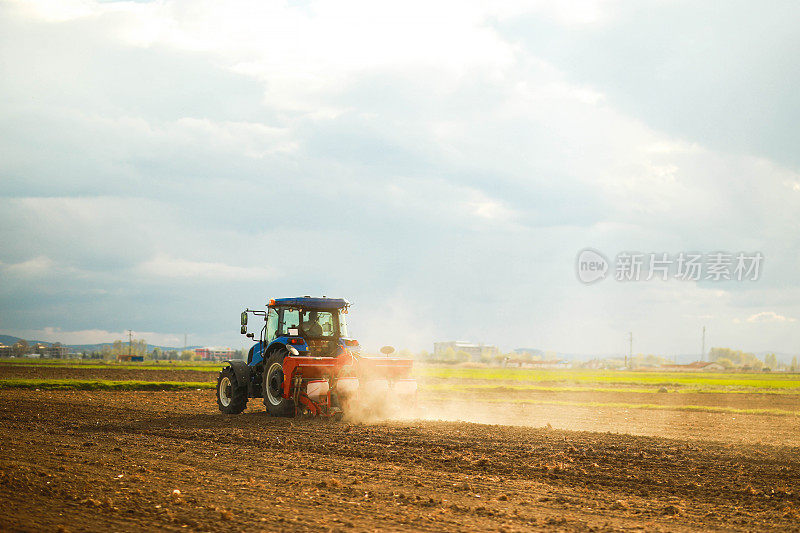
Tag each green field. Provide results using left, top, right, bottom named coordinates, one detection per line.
left=415, top=366, right=800, bottom=391
left=0, top=358, right=221, bottom=372
left=2, top=359, right=799, bottom=393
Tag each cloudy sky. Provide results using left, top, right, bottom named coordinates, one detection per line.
left=1, top=0, right=799, bottom=356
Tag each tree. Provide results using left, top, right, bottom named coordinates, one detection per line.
left=441, top=346, right=456, bottom=362
left=180, top=350, right=195, bottom=361
left=644, top=354, right=669, bottom=366
left=717, top=357, right=735, bottom=369
left=101, top=344, right=113, bottom=359
left=12, top=340, right=29, bottom=357
left=708, top=347, right=728, bottom=362
left=455, top=350, right=471, bottom=363
left=764, top=353, right=777, bottom=370
left=791, top=356, right=798, bottom=372
left=151, top=347, right=162, bottom=360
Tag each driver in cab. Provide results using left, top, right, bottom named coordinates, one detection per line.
left=301, top=311, right=323, bottom=337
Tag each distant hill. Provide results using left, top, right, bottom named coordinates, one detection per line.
left=0, top=334, right=52, bottom=347
left=67, top=342, right=202, bottom=353
left=0, top=334, right=198, bottom=353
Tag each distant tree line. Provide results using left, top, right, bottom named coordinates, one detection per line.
left=708, top=347, right=793, bottom=371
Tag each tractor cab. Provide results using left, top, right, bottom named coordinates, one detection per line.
left=241, top=297, right=357, bottom=364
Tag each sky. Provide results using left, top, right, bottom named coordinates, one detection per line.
left=1, top=0, right=799, bottom=357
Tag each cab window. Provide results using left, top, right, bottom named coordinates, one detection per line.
left=266, top=308, right=278, bottom=342
left=299, top=310, right=336, bottom=337
left=279, top=308, right=300, bottom=335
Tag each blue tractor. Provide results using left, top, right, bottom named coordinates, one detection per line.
left=216, top=296, right=416, bottom=417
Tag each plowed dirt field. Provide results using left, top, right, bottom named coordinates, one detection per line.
left=1, top=384, right=799, bottom=532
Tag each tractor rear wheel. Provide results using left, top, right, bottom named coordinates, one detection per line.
left=263, top=349, right=295, bottom=417
left=216, top=366, right=247, bottom=414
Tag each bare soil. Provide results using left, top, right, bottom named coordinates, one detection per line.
left=1, top=389, right=799, bottom=532
left=0, top=363, right=216, bottom=382
left=420, top=397, right=800, bottom=446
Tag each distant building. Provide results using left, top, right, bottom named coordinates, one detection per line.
left=118, top=354, right=144, bottom=362
left=33, top=343, right=68, bottom=358
left=660, top=361, right=725, bottom=372
left=195, top=347, right=235, bottom=361
left=433, top=341, right=498, bottom=361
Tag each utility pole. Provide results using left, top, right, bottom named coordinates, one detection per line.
left=627, top=332, right=632, bottom=369
left=701, top=326, right=706, bottom=362
left=184, top=333, right=187, bottom=350
left=127, top=330, right=133, bottom=359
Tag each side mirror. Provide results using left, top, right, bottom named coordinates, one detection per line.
left=287, top=345, right=299, bottom=356
left=246, top=333, right=255, bottom=339
left=380, top=345, right=395, bottom=356
left=240, top=311, right=248, bottom=326
left=240, top=325, right=247, bottom=334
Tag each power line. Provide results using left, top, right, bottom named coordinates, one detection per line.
left=701, top=326, right=706, bottom=362
left=627, top=331, right=632, bottom=369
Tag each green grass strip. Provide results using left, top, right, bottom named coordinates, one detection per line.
left=0, top=358, right=222, bottom=364
left=423, top=394, right=800, bottom=417
left=414, top=367, right=800, bottom=389
left=0, top=361, right=223, bottom=372
left=0, top=379, right=216, bottom=391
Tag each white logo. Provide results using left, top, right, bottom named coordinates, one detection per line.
left=576, top=249, right=609, bottom=284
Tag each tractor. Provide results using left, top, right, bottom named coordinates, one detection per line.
left=216, top=296, right=417, bottom=417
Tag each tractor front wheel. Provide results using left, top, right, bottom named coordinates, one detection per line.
left=262, top=349, right=295, bottom=417
left=216, top=366, right=247, bottom=414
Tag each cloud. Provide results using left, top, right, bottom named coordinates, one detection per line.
left=497, top=1, right=800, bottom=169
left=745, top=311, right=796, bottom=323
left=0, top=256, right=55, bottom=277
left=0, top=1, right=799, bottom=354
left=137, top=254, right=277, bottom=280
